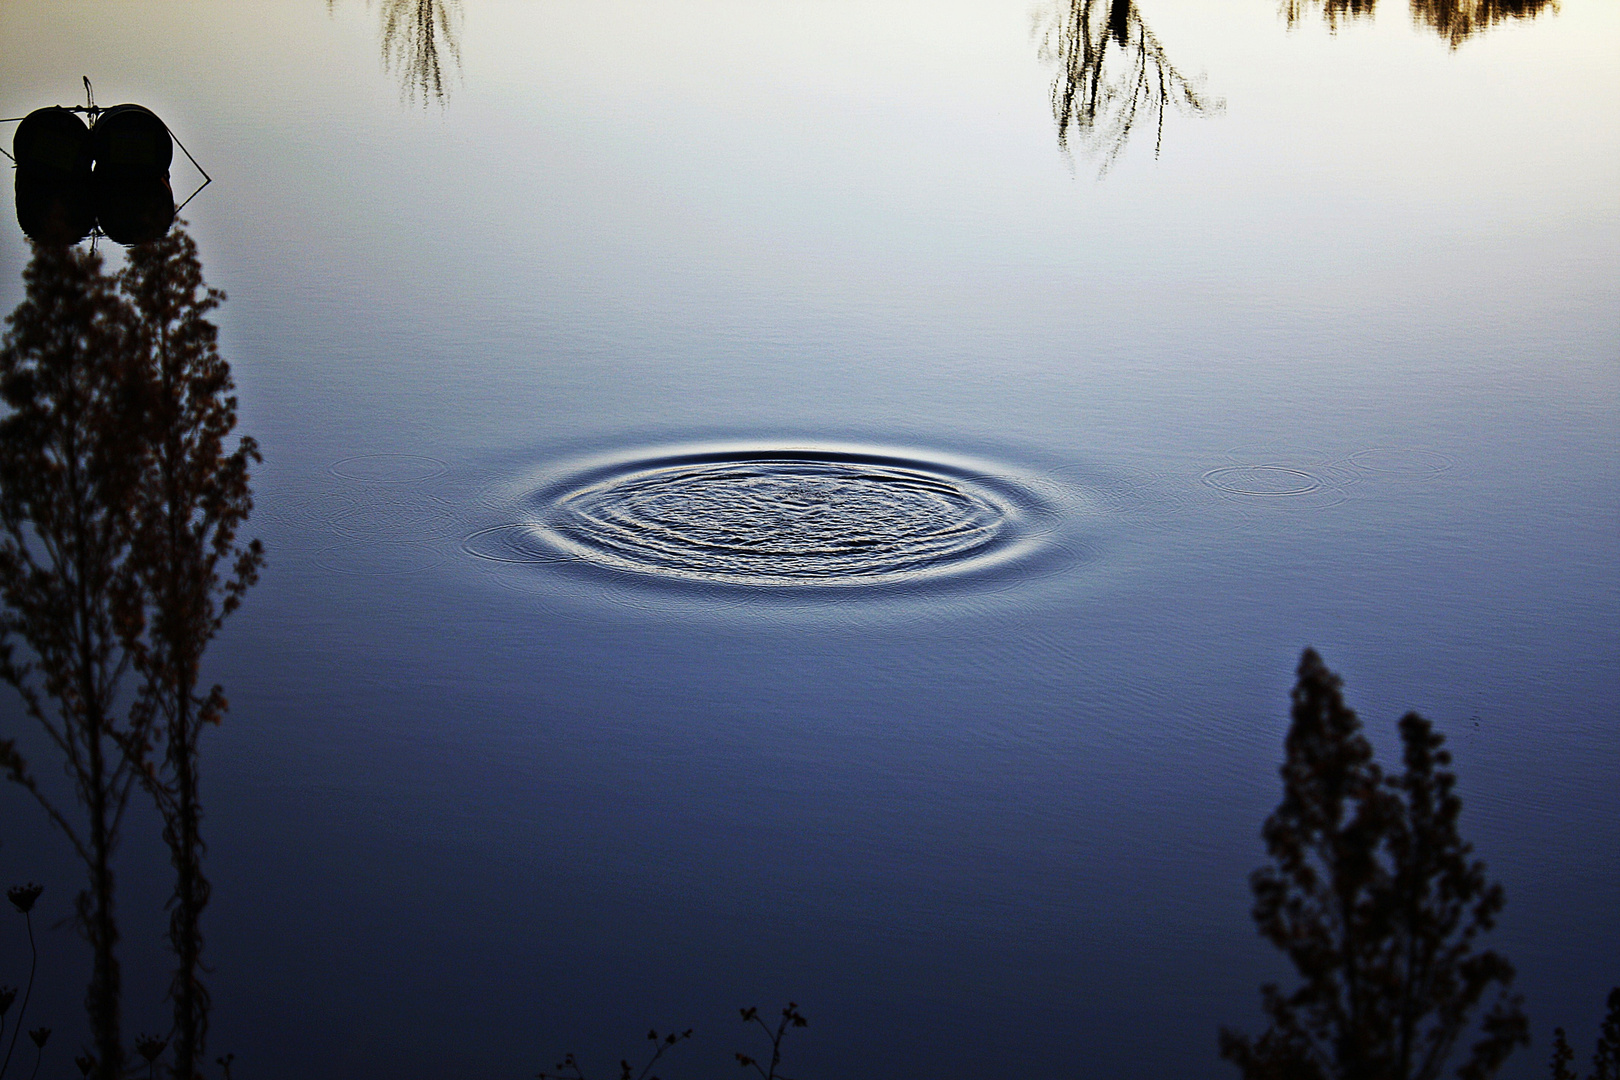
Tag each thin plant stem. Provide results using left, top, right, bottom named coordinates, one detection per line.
left=0, top=911, right=36, bottom=1080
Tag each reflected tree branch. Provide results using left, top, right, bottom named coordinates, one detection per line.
left=379, top=0, right=463, bottom=106
left=1037, top=0, right=1222, bottom=173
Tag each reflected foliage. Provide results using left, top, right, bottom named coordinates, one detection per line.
left=119, top=227, right=262, bottom=1080
left=1410, top=0, right=1558, bottom=47
left=1283, top=0, right=1558, bottom=46
left=1221, top=649, right=1528, bottom=1080
left=1281, top=0, right=1378, bottom=31
left=0, top=228, right=259, bottom=1080
left=380, top=0, right=463, bottom=105
left=326, top=0, right=462, bottom=104
left=0, top=242, right=143, bottom=1080
left=1551, top=990, right=1620, bottom=1080
left=1037, top=0, right=1221, bottom=171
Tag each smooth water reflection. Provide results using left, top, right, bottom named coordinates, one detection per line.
left=1, top=1, right=1616, bottom=1078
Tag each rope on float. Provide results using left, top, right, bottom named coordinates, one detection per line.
left=0, top=117, right=20, bottom=164
left=168, top=126, right=212, bottom=214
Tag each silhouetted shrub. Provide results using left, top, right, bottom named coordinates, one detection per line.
left=1221, top=648, right=1527, bottom=1080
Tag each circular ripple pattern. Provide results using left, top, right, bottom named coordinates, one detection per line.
left=1350, top=448, right=1453, bottom=477
left=483, top=449, right=1058, bottom=588
left=1203, top=465, right=1322, bottom=497
left=329, top=454, right=448, bottom=483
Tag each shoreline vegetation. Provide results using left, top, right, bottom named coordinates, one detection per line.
left=0, top=241, right=1612, bottom=1077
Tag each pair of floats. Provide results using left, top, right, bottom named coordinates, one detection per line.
left=6, top=79, right=208, bottom=247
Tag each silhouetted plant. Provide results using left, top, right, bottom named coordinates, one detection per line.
left=1, top=229, right=257, bottom=1080
left=0, top=241, right=147, bottom=1080
left=537, top=1026, right=694, bottom=1080
left=1552, top=989, right=1620, bottom=1080
left=1554, top=1028, right=1581, bottom=1080
left=0, top=884, right=43, bottom=1080
left=133, top=1033, right=167, bottom=1080
left=0, top=989, right=15, bottom=1078
left=118, top=225, right=262, bottom=1080
left=1036, top=0, right=1220, bottom=171
left=735, top=1003, right=806, bottom=1080
left=1599, top=991, right=1620, bottom=1080
left=1220, top=648, right=1528, bottom=1080
left=23, top=1028, right=46, bottom=1080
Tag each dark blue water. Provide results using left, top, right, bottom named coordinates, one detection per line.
left=2, top=1, right=1616, bottom=1077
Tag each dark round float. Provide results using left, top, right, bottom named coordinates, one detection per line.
left=89, top=104, right=175, bottom=245
left=14, top=106, right=94, bottom=173
left=12, top=100, right=184, bottom=246
left=89, top=104, right=173, bottom=174
left=13, top=107, right=97, bottom=246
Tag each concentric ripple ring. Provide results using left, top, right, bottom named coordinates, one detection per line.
left=481, top=446, right=1063, bottom=588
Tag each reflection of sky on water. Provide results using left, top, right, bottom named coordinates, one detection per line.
left=1, top=1, right=1616, bottom=1078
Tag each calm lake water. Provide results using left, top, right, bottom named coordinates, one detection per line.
left=2, top=1, right=1617, bottom=1077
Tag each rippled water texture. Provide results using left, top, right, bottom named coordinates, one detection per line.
left=467, top=447, right=1067, bottom=588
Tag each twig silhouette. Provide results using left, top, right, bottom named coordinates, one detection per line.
left=0, top=885, right=43, bottom=1080
left=734, top=1003, right=807, bottom=1080
left=23, top=1028, right=45, bottom=1080
left=538, top=1026, right=693, bottom=1080
left=132, top=1033, right=165, bottom=1080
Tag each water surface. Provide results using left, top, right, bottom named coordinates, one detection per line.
left=1, top=1, right=1616, bottom=1077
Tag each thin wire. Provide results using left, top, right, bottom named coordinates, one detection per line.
left=167, top=126, right=212, bottom=214
left=2, top=111, right=22, bottom=163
